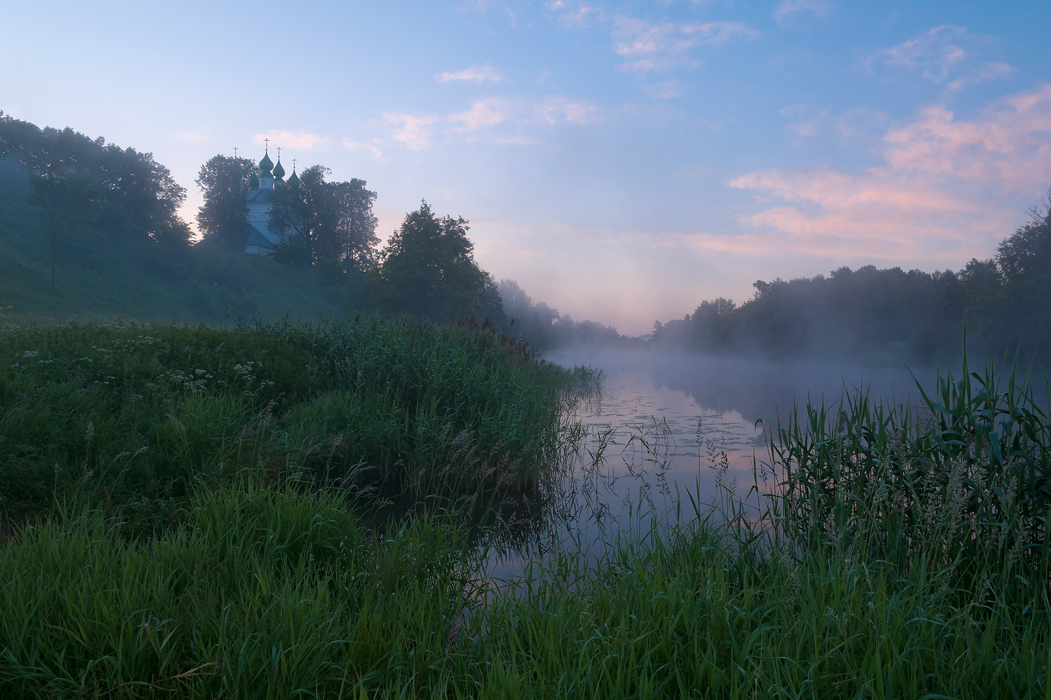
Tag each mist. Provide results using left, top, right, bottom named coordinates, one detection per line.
left=500, top=193, right=1051, bottom=379
left=3, top=110, right=1050, bottom=426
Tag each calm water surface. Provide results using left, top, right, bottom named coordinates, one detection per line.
left=481, top=348, right=928, bottom=581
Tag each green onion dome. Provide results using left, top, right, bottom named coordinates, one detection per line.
left=272, top=159, right=286, bottom=180
left=259, top=150, right=274, bottom=173
left=248, top=172, right=259, bottom=190
left=287, top=169, right=299, bottom=185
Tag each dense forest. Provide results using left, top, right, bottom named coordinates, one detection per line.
left=653, top=201, right=1051, bottom=365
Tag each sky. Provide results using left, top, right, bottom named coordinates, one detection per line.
left=3, top=0, right=1051, bottom=335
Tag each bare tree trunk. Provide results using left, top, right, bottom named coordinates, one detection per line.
left=50, top=226, right=56, bottom=301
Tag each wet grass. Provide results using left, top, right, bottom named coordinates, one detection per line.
left=0, top=316, right=577, bottom=527
left=0, top=486, right=478, bottom=698
left=772, top=353, right=1051, bottom=604
left=0, top=330, right=1048, bottom=698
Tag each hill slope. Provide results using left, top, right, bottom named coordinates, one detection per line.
left=0, top=200, right=346, bottom=325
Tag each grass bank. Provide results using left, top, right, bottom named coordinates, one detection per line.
left=0, top=330, right=1048, bottom=697
left=0, top=317, right=576, bottom=527
left=0, top=215, right=347, bottom=326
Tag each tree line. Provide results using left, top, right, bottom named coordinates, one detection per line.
left=0, top=113, right=190, bottom=299
left=0, top=116, right=508, bottom=326
left=653, top=195, right=1051, bottom=364
left=0, top=113, right=189, bottom=246
left=6, top=114, right=1049, bottom=362
left=195, top=154, right=504, bottom=324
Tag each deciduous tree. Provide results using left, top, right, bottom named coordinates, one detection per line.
left=369, top=201, right=505, bottom=323
left=28, top=172, right=99, bottom=299
left=2, top=114, right=188, bottom=245
left=268, top=165, right=378, bottom=272
left=195, top=155, right=255, bottom=250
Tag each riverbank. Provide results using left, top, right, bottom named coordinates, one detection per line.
left=1, top=320, right=1048, bottom=697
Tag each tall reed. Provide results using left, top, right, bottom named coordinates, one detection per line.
left=770, top=353, right=1051, bottom=603
left=0, top=316, right=585, bottom=526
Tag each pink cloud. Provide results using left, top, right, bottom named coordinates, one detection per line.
left=342, top=139, right=384, bottom=161
left=729, top=85, right=1051, bottom=261
left=383, top=112, right=439, bottom=151
left=883, top=89, right=1051, bottom=186
left=779, top=104, right=889, bottom=145
left=450, top=98, right=510, bottom=131
left=547, top=0, right=604, bottom=28
left=536, top=96, right=598, bottom=125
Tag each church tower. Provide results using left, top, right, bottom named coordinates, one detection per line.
left=244, top=142, right=287, bottom=255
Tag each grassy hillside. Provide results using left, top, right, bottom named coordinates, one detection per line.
left=0, top=199, right=347, bottom=326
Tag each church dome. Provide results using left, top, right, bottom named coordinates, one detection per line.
left=249, top=172, right=259, bottom=190
left=287, top=168, right=299, bottom=185
left=259, top=150, right=274, bottom=173
left=273, top=159, right=286, bottom=180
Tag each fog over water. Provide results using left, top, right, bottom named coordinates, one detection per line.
left=482, top=348, right=933, bottom=581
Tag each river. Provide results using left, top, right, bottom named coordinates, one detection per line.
left=481, top=348, right=929, bottom=581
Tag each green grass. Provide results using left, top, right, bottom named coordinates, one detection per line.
left=0, top=211, right=347, bottom=325
left=772, top=353, right=1051, bottom=602
left=2, top=482, right=1047, bottom=698
left=0, top=329, right=1048, bottom=698
left=0, top=317, right=576, bottom=526
left=0, top=486, right=477, bottom=698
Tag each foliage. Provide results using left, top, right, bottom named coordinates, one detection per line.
left=0, top=153, right=30, bottom=202
left=267, top=165, right=378, bottom=273
left=499, top=279, right=561, bottom=349
left=0, top=317, right=570, bottom=519
left=0, top=113, right=189, bottom=245
left=368, top=201, right=506, bottom=325
left=772, top=353, right=1051, bottom=600
left=194, top=155, right=255, bottom=250
left=27, top=172, right=99, bottom=299
left=652, top=189, right=1051, bottom=363
left=0, top=350, right=1048, bottom=697
left=655, top=265, right=969, bottom=362
left=0, top=218, right=346, bottom=324
left=998, top=196, right=1051, bottom=282
left=987, top=201, right=1051, bottom=356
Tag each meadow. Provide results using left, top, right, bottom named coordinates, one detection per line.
left=1, top=318, right=1049, bottom=698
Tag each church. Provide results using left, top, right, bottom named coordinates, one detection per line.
left=244, top=145, right=298, bottom=255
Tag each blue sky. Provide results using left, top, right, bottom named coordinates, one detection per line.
left=4, top=0, right=1051, bottom=333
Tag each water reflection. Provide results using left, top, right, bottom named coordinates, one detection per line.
left=480, top=349, right=929, bottom=582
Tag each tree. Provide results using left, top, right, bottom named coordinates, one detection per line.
left=498, top=279, right=562, bottom=347
left=195, top=155, right=255, bottom=249
left=688, top=298, right=737, bottom=351
left=93, top=147, right=188, bottom=244
left=993, top=191, right=1051, bottom=355
left=369, top=201, right=505, bottom=323
left=267, top=165, right=378, bottom=271
left=997, top=204, right=1051, bottom=283
left=28, top=172, right=98, bottom=299
left=2, top=114, right=189, bottom=245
